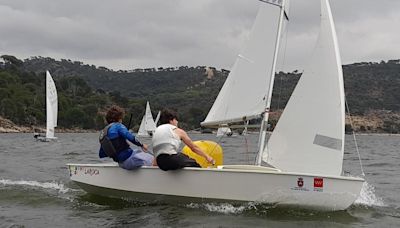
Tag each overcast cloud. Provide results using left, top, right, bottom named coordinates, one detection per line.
left=0, top=0, right=399, bottom=71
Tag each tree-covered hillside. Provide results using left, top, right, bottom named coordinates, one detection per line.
left=1, top=55, right=399, bottom=132
left=343, top=61, right=400, bottom=114
left=0, top=56, right=147, bottom=130
left=0, top=55, right=228, bottom=130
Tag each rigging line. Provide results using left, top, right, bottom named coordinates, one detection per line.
left=243, top=121, right=251, bottom=164
left=258, top=0, right=282, bottom=8
left=213, top=126, right=252, bottom=164
left=345, top=97, right=365, bottom=177
left=244, top=134, right=250, bottom=164
left=190, top=127, right=201, bottom=132
left=209, top=127, right=230, bottom=155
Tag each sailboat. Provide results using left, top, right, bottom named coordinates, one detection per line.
left=154, top=111, right=161, bottom=126
left=242, top=120, right=249, bottom=135
left=216, top=126, right=233, bottom=137
left=137, top=101, right=157, bottom=137
left=34, top=71, right=58, bottom=142
left=238, top=120, right=249, bottom=135
left=67, top=0, right=364, bottom=211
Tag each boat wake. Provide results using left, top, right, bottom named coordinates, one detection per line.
left=186, top=202, right=253, bottom=214
left=0, top=178, right=76, bottom=194
left=186, top=182, right=385, bottom=214
left=354, top=181, right=385, bottom=207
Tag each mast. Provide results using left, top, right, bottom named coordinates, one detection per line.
left=255, top=0, right=287, bottom=165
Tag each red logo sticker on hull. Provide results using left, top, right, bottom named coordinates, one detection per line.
left=314, top=178, right=323, bottom=188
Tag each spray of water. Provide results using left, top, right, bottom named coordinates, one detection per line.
left=186, top=202, right=258, bottom=214
left=186, top=181, right=385, bottom=214
left=354, top=181, right=385, bottom=207
left=0, top=179, right=74, bottom=194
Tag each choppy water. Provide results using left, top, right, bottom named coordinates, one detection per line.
left=0, top=133, right=399, bottom=227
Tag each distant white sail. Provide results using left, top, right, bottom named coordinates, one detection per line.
left=138, top=101, right=156, bottom=136
left=242, top=120, right=249, bottom=135
left=144, top=102, right=156, bottom=131
left=201, top=2, right=282, bottom=126
left=46, top=71, right=58, bottom=139
left=216, top=127, right=232, bottom=137
left=154, top=111, right=161, bottom=125
left=138, top=115, right=147, bottom=136
left=266, top=0, right=345, bottom=176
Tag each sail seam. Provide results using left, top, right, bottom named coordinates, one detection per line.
left=238, top=54, right=254, bottom=63
left=259, top=0, right=282, bottom=8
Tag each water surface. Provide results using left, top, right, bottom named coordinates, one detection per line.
left=0, top=133, right=398, bottom=227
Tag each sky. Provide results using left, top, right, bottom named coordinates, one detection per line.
left=0, top=0, right=399, bottom=72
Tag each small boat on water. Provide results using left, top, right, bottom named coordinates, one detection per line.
left=137, top=101, right=157, bottom=137
left=67, top=0, right=364, bottom=211
left=35, top=71, right=58, bottom=142
left=216, top=126, right=233, bottom=137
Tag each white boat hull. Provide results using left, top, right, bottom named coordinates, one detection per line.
left=67, top=163, right=364, bottom=211
left=35, top=135, right=57, bottom=142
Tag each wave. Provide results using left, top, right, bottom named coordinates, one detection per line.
left=354, top=181, right=385, bottom=207
left=186, top=181, right=386, bottom=214
left=365, top=162, right=392, bottom=167
left=0, top=178, right=75, bottom=194
left=186, top=202, right=257, bottom=214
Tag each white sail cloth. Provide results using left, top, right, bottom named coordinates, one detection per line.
left=201, top=2, right=282, bottom=126
left=216, top=127, right=232, bottom=137
left=265, top=0, right=345, bottom=176
left=138, top=101, right=156, bottom=136
left=46, top=71, right=58, bottom=139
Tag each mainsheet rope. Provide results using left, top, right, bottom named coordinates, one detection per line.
left=345, top=98, right=366, bottom=177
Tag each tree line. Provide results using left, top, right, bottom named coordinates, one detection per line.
left=1, top=55, right=399, bottom=133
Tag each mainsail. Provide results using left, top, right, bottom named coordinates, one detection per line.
left=265, top=0, right=345, bottom=176
left=201, top=1, right=283, bottom=127
left=46, top=71, right=58, bottom=139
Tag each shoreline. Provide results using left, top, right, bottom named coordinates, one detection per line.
left=0, top=127, right=398, bottom=135
left=0, top=116, right=97, bottom=133
left=0, top=127, right=97, bottom=133
left=1, top=116, right=398, bottom=135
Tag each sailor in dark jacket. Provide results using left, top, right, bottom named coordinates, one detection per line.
left=99, top=105, right=154, bottom=170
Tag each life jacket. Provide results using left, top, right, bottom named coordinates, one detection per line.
left=152, top=124, right=181, bottom=157
left=99, top=123, right=130, bottom=162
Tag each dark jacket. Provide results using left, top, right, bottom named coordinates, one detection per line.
left=99, top=122, right=143, bottom=162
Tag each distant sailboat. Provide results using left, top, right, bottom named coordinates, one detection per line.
left=68, top=0, right=364, bottom=211
left=242, top=120, right=249, bottom=135
left=137, top=101, right=157, bottom=137
left=154, top=111, right=161, bottom=126
left=35, top=71, right=58, bottom=142
left=216, top=126, right=233, bottom=137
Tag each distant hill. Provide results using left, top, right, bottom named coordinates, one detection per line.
left=1, top=55, right=399, bottom=133
left=20, top=56, right=400, bottom=113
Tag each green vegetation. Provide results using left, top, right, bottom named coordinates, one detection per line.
left=0, top=56, right=227, bottom=130
left=0, top=55, right=399, bottom=133
left=1, top=56, right=143, bottom=130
